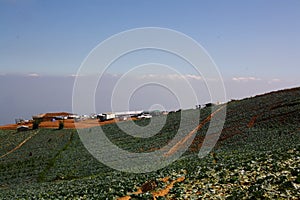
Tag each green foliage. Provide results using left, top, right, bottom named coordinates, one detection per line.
left=0, top=87, right=299, bottom=199
left=32, top=119, right=41, bottom=130
left=58, top=121, right=64, bottom=130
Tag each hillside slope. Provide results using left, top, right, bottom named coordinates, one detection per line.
left=0, top=87, right=299, bottom=199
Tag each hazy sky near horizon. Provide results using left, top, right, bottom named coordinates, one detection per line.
left=0, top=0, right=300, bottom=124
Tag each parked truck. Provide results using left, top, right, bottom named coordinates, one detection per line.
left=98, top=113, right=115, bottom=122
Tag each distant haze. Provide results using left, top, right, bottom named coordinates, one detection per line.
left=0, top=73, right=298, bottom=125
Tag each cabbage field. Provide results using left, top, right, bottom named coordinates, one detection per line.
left=0, top=87, right=299, bottom=199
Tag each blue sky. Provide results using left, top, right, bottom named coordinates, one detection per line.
left=0, top=0, right=300, bottom=124
left=1, top=0, right=299, bottom=78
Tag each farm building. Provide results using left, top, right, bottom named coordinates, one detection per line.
left=32, top=112, right=73, bottom=122
left=114, top=111, right=143, bottom=117
left=97, top=111, right=144, bottom=122
left=15, top=118, right=31, bottom=125
left=98, top=113, right=116, bottom=122
left=117, top=115, right=130, bottom=121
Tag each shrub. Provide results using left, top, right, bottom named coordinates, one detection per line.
left=58, top=121, right=64, bottom=130
left=32, top=119, right=41, bottom=130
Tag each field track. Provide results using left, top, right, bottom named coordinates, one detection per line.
left=164, top=105, right=226, bottom=157
left=0, top=130, right=39, bottom=159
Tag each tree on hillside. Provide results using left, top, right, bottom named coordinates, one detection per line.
left=32, top=119, right=41, bottom=130
left=58, top=120, right=64, bottom=130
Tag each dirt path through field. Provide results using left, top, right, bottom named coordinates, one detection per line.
left=117, top=176, right=185, bottom=200
left=247, top=102, right=291, bottom=128
left=117, top=106, right=225, bottom=199
left=0, top=130, right=39, bottom=159
left=164, top=105, right=226, bottom=157
left=247, top=115, right=258, bottom=128
left=152, top=176, right=185, bottom=199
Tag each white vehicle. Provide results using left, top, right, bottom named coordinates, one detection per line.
left=138, top=114, right=152, bottom=119
left=99, top=113, right=116, bottom=122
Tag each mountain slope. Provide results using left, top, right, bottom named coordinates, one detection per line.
left=0, top=87, right=299, bottom=199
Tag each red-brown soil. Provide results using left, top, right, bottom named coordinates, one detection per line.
left=0, top=118, right=138, bottom=130
left=164, top=105, right=226, bottom=157
left=117, top=176, right=185, bottom=200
